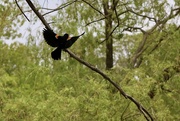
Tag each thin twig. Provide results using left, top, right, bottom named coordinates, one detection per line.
left=26, top=0, right=51, bottom=30
left=125, top=6, right=157, bottom=22
left=15, top=0, right=30, bottom=22
left=42, top=0, right=77, bottom=16
left=82, top=0, right=104, bottom=16
left=85, top=17, right=106, bottom=26
left=121, top=102, right=131, bottom=121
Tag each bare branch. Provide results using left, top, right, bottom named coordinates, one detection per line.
left=117, top=10, right=129, bottom=17
left=85, top=17, right=106, bottom=26
left=126, top=6, right=157, bottom=22
left=15, top=0, right=30, bottom=22
left=173, top=7, right=180, bottom=11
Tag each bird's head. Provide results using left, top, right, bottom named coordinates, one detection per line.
left=63, top=33, right=69, bottom=39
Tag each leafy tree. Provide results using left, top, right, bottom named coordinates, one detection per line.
left=46, top=0, right=179, bottom=70
left=0, top=0, right=180, bottom=120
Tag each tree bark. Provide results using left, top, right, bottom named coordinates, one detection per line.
left=103, top=1, right=113, bottom=69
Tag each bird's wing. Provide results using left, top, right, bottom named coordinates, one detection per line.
left=64, top=32, right=85, bottom=48
left=43, top=28, right=62, bottom=47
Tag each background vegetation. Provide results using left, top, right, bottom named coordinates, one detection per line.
left=0, top=0, right=179, bottom=120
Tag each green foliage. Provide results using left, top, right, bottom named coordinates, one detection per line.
left=117, top=24, right=180, bottom=120
left=1, top=28, right=180, bottom=120
left=0, top=0, right=180, bottom=120
left=0, top=42, right=122, bottom=120
left=0, top=0, right=25, bottom=39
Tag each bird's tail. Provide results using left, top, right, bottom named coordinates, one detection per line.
left=51, top=47, right=62, bottom=60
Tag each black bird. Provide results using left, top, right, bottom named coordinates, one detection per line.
left=43, top=27, right=84, bottom=60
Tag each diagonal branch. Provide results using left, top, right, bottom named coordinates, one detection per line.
left=22, top=1, right=153, bottom=120
left=85, top=17, right=106, bottom=26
